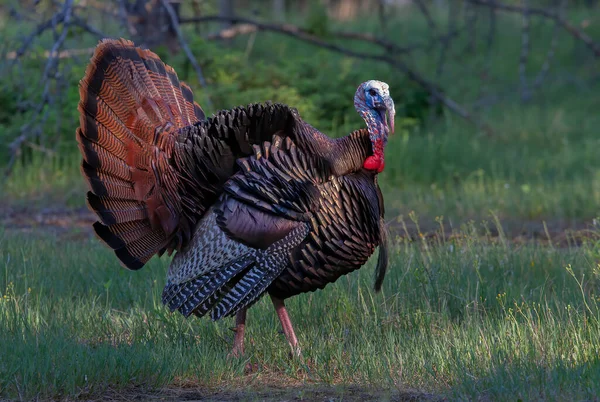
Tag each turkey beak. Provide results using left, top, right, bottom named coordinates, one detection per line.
left=384, top=96, right=395, bottom=134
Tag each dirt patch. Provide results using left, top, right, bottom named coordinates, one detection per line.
left=0, top=205, right=96, bottom=241
left=1, top=204, right=598, bottom=247
left=387, top=215, right=598, bottom=248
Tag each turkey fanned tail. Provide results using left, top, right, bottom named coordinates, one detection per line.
left=77, top=38, right=205, bottom=270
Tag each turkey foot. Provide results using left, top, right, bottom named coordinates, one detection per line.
left=271, top=295, right=302, bottom=358
left=228, top=308, right=247, bottom=358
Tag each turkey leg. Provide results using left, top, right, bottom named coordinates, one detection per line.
left=270, top=295, right=301, bottom=357
left=229, top=308, right=247, bottom=357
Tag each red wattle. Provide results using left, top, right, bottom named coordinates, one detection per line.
left=363, top=155, right=385, bottom=172
left=363, top=156, right=379, bottom=171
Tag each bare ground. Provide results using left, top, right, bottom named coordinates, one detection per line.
left=1, top=204, right=598, bottom=248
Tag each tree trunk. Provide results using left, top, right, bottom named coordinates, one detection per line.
left=273, top=0, right=285, bottom=21
left=219, top=0, right=234, bottom=30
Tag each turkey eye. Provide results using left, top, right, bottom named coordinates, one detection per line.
left=368, top=89, right=377, bottom=97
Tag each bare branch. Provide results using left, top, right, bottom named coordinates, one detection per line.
left=72, top=16, right=107, bottom=38
left=413, top=0, right=438, bottom=36
left=5, top=0, right=75, bottom=176
left=204, top=23, right=258, bottom=41
left=466, top=0, right=600, bottom=57
left=435, top=1, right=459, bottom=79
left=478, top=0, right=497, bottom=100
left=159, top=0, right=212, bottom=108
left=180, top=15, right=392, bottom=56
left=532, top=0, right=565, bottom=91
left=519, top=0, right=531, bottom=101
left=11, top=15, right=63, bottom=63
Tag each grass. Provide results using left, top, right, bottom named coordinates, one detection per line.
left=0, top=153, right=85, bottom=209
left=1, top=222, right=600, bottom=400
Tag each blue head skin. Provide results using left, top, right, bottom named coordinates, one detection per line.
left=353, top=80, right=395, bottom=172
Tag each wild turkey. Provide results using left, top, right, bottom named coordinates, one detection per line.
left=76, top=39, right=394, bottom=356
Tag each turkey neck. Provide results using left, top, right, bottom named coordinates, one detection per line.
left=292, top=123, right=372, bottom=177
left=330, top=131, right=372, bottom=176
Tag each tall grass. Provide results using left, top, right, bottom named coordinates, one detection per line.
left=1, top=223, right=600, bottom=399
left=1, top=153, right=85, bottom=208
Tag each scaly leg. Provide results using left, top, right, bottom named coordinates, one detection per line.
left=229, top=308, right=247, bottom=358
left=270, top=295, right=301, bottom=357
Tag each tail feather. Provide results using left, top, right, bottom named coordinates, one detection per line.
left=86, top=194, right=147, bottom=225
left=85, top=177, right=136, bottom=203
left=81, top=159, right=131, bottom=194
left=78, top=113, right=135, bottom=160
left=77, top=38, right=204, bottom=269
left=117, top=231, right=167, bottom=262
left=80, top=80, right=133, bottom=128
left=181, top=82, right=205, bottom=121
left=80, top=146, right=130, bottom=179
left=93, top=220, right=151, bottom=248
